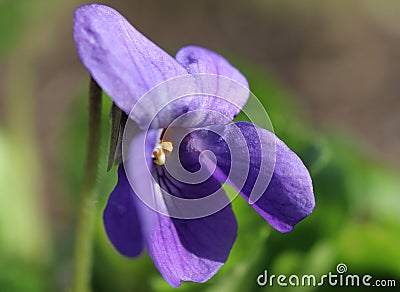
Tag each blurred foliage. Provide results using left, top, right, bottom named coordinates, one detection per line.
left=0, top=0, right=24, bottom=57
left=1, top=1, right=400, bottom=291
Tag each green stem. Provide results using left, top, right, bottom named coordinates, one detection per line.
left=72, top=77, right=102, bottom=292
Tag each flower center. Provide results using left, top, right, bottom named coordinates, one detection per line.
left=153, top=141, right=173, bottom=165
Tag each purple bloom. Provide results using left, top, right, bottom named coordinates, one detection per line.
left=73, top=4, right=315, bottom=287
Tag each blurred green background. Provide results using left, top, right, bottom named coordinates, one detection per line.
left=0, top=0, right=399, bottom=291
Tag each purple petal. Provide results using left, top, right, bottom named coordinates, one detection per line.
left=176, top=46, right=248, bottom=90
left=148, top=166, right=237, bottom=287
left=73, top=4, right=187, bottom=115
left=123, top=129, right=237, bottom=286
left=238, top=123, right=315, bottom=232
left=184, top=122, right=315, bottom=233
left=74, top=5, right=249, bottom=128
left=175, top=46, right=249, bottom=122
left=123, top=129, right=161, bottom=239
left=146, top=209, right=237, bottom=287
left=103, top=165, right=144, bottom=257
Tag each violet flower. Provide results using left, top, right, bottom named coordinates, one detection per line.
left=74, top=4, right=315, bottom=287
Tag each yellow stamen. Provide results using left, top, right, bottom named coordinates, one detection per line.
left=153, top=141, right=173, bottom=165
left=161, top=141, right=173, bottom=155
